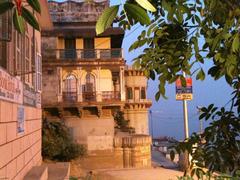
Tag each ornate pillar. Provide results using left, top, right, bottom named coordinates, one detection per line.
left=120, top=66, right=126, bottom=101
left=57, top=67, right=62, bottom=102
left=77, top=67, right=82, bottom=102
left=96, top=67, right=102, bottom=102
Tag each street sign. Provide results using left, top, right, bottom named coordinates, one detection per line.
left=176, top=78, right=193, bottom=101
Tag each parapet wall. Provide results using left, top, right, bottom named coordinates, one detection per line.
left=114, top=135, right=152, bottom=168
left=48, top=0, right=109, bottom=23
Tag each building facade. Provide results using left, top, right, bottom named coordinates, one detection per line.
left=0, top=1, right=52, bottom=179
left=42, top=0, right=152, bottom=162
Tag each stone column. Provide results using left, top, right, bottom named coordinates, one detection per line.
left=96, top=67, right=102, bottom=102
left=120, top=66, right=126, bottom=101
left=57, top=67, right=62, bottom=102
left=123, top=147, right=131, bottom=168
left=77, top=67, right=82, bottom=102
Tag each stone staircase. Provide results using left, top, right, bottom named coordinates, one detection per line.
left=24, top=162, right=70, bottom=180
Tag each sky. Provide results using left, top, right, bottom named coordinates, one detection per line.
left=121, top=26, right=232, bottom=140
left=107, top=0, right=233, bottom=139
left=54, top=0, right=233, bottom=140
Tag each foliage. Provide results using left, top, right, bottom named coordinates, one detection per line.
left=114, top=111, right=135, bottom=133
left=97, top=0, right=240, bottom=178
left=177, top=172, right=240, bottom=180
left=42, top=119, right=86, bottom=161
left=0, top=0, right=40, bottom=33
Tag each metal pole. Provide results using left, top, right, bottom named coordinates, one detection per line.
left=180, top=72, right=190, bottom=171
left=182, top=72, right=189, bottom=139
left=150, top=110, right=154, bottom=137
left=183, top=100, right=189, bottom=139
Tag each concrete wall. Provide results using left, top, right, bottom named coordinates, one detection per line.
left=124, top=109, right=149, bottom=134
left=64, top=116, right=114, bottom=151
left=125, top=75, right=147, bottom=88
left=42, top=69, right=58, bottom=104
left=0, top=102, right=42, bottom=180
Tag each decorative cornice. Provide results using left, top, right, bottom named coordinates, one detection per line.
left=48, top=0, right=109, bottom=23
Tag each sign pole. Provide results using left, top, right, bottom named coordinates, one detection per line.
left=182, top=72, right=190, bottom=171
left=182, top=72, right=189, bottom=139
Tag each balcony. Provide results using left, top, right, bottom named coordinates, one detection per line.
left=82, top=92, right=96, bottom=102
left=43, top=49, right=123, bottom=60
left=102, top=91, right=120, bottom=101
left=63, top=92, right=77, bottom=102
left=62, top=91, right=121, bottom=103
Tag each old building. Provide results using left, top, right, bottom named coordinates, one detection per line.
left=0, top=1, right=52, bottom=179
left=42, top=0, right=152, bottom=168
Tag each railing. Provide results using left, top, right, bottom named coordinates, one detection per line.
left=63, top=92, right=77, bottom=102
left=62, top=91, right=121, bottom=103
left=43, top=48, right=123, bottom=60
left=102, top=91, right=120, bottom=101
left=82, top=92, right=96, bottom=102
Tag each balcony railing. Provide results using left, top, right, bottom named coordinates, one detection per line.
left=82, top=92, right=96, bottom=102
left=62, top=91, right=121, bottom=103
left=43, top=49, right=123, bottom=60
left=102, top=91, right=120, bottom=101
left=63, top=92, right=77, bottom=102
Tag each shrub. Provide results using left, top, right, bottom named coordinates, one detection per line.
left=114, top=111, right=135, bottom=133
left=42, top=119, right=86, bottom=161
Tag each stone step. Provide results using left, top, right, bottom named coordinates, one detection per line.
left=24, top=162, right=70, bottom=180
left=45, top=162, right=70, bottom=180
left=24, top=166, right=48, bottom=180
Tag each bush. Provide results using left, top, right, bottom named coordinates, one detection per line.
left=42, top=119, right=86, bottom=161
left=114, top=111, right=135, bottom=133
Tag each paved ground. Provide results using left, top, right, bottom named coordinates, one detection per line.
left=96, top=167, right=184, bottom=180
left=151, top=150, right=179, bottom=169
left=95, top=150, right=184, bottom=180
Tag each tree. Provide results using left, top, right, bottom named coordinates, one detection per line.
left=114, top=111, right=135, bottom=133
left=0, top=0, right=40, bottom=33
left=42, top=119, right=86, bottom=161
left=97, top=0, right=240, bottom=178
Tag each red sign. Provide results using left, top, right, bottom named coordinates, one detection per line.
left=176, top=77, right=193, bottom=101
left=176, top=78, right=192, bottom=87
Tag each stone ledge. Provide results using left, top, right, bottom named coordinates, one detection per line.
left=24, top=166, right=48, bottom=180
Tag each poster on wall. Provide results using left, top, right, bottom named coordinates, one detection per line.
left=0, top=67, right=23, bottom=104
left=17, top=106, right=24, bottom=133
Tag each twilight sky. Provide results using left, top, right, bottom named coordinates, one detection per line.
left=108, top=0, right=233, bottom=139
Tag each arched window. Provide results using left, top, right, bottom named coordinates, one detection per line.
left=84, top=73, right=95, bottom=92
left=64, top=74, right=77, bottom=92
left=63, top=74, right=77, bottom=101
left=83, top=73, right=96, bottom=101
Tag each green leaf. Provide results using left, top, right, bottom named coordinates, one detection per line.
left=22, top=7, right=40, bottom=31
left=155, top=91, right=160, bottom=101
left=135, top=0, right=156, bottom=12
left=196, top=68, right=205, bottom=81
left=149, top=70, right=155, bottom=80
left=0, top=1, right=14, bottom=14
left=27, top=0, right=41, bottom=13
left=13, top=8, right=25, bottom=34
left=96, top=5, right=119, bottom=35
left=232, top=34, right=239, bottom=53
left=124, top=3, right=150, bottom=25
